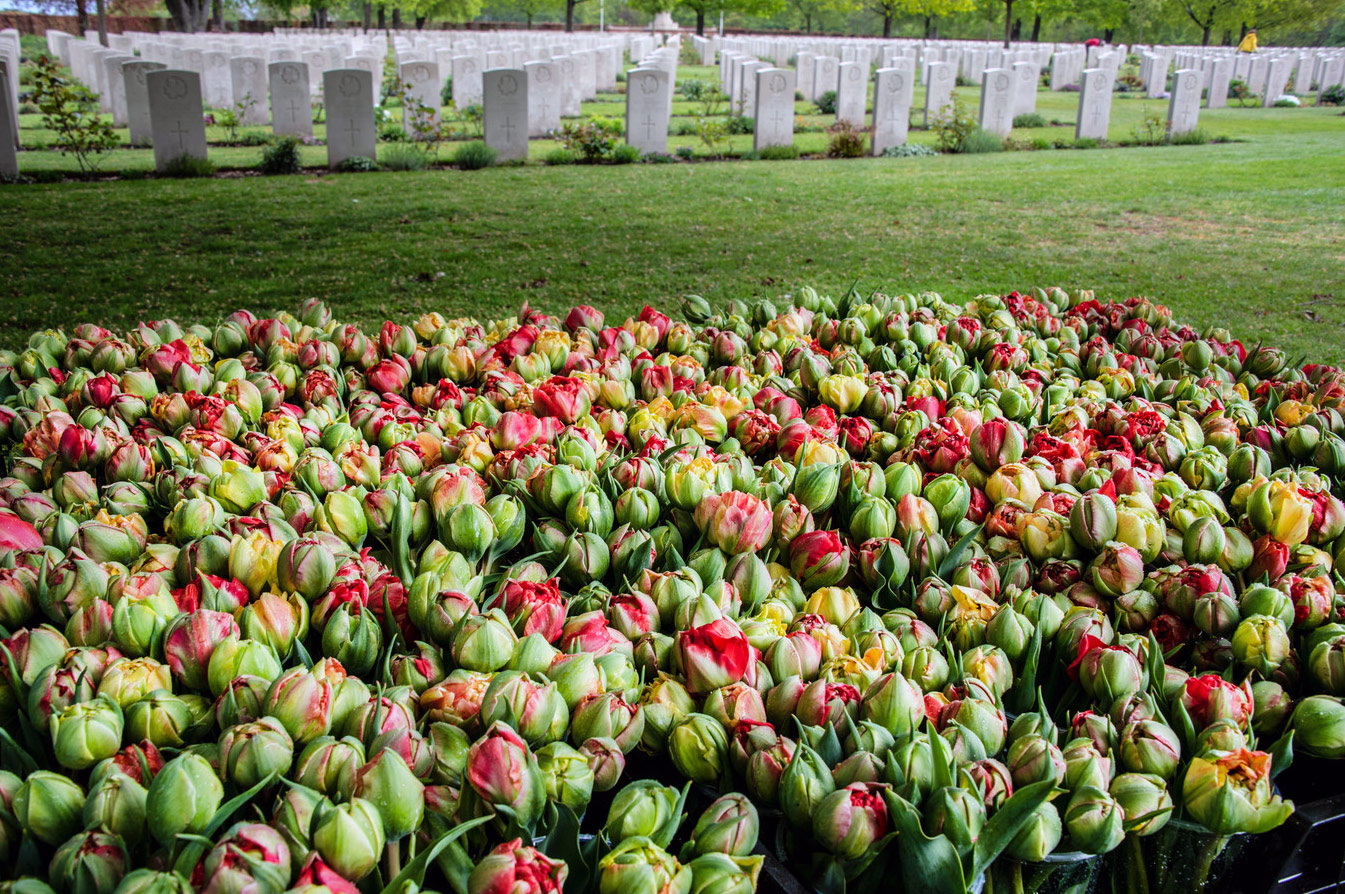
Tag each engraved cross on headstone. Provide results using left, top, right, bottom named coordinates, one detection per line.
left=643, top=115, right=657, bottom=140
left=346, top=119, right=361, bottom=148
left=287, top=99, right=302, bottom=123
left=172, top=120, right=190, bottom=150
left=502, top=116, right=516, bottom=141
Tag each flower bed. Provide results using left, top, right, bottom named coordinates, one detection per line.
left=0, top=287, right=1341, bottom=894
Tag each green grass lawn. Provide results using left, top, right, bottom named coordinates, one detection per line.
left=4, top=61, right=1344, bottom=364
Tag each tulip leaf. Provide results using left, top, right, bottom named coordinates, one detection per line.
left=0, top=726, right=38, bottom=776
left=1172, top=697, right=1197, bottom=753
left=817, top=722, right=844, bottom=769
left=812, top=856, right=847, bottom=894
left=928, top=721, right=956, bottom=793
left=1269, top=729, right=1294, bottom=780
left=880, top=788, right=968, bottom=894
left=937, top=524, right=983, bottom=580
left=173, top=771, right=279, bottom=877
left=292, top=638, right=314, bottom=669
left=382, top=814, right=492, bottom=894
left=1008, top=625, right=1043, bottom=716
left=651, top=781, right=692, bottom=850
left=970, top=779, right=1055, bottom=880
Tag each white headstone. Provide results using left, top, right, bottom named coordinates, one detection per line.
left=795, top=52, right=816, bottom=102
left=230, top=56, right=268, bottom=125
left=1207, top=56, right=1233, bottom=108
left=871, top=62, right=913, bottom=155
left=400, top=61, right=440, bottom=137
left=925, top=60, right=955, bottom=124
left=813, top=55, right=838, bottom=102
left=1075, top=67, right=1113, bottom=140
left=201, top=50, right=232, bottom=109
left=483, top=68, right=528, bottom=162
left=0, top=64, right=15, bottom=177
left=557, top=55, right=580, bottom=117
left=1012, top=61, right=1039, bottom=116
left=325, top=69, right=376, bottom=168
left=121, top=60, right=165, bottom=147
left=739, top=60, right=767, bottom=119
left=625, top=67, right=670, bottom=155
left=102, top=53, right=136, bottom=127
left=1262, top=56, right=1292, bottom=107
left=269, top=61, right=312, bottom=138
left=978, top=67, right=1014, bottom=137
left=146, top=69, right=208, bottom=172
left=753, top=66, right=795, bottom=152
left=524, top=61, right=560, bottom=137
left=1167, top=68, right=1200, bottom=136
left=835, top=60, right=865, bottom=127
left=1318, top=58, right=1344, bottom=105
left=452, top=55, right=483, bottom=108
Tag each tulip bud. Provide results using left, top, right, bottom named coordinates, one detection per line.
left=1063, top=785, right=1125, bottom=855
left=312, top=797, right=385, bottom=881
left=669, top=713, right=729, bottom=786
left=687, top=793, right=759, bottom=858
left=1181, top=749, right=1293, bottom=835
left=469, top=838, right=570, bottom=894
left=14, top=771, right=85, bottom=845
left=1290, top=695, right=1345, bottom=759
left=51, top=696, right=124, bottom=770
left=50, top=830, right=128, bottom=894
left=146, top=753, right=224, bottom=847
left=1109, top=772, right=1173, bottom=836
left=597, top=837, right=691, bottom=894
left=220, top=716, right=294, bottom=789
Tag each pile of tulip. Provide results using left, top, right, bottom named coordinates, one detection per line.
left=0, top=287, right=1342, bottom=894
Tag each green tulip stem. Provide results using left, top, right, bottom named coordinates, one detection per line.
left=1128, top=835, right=1150, bottom=894
left=1011, top=860, right=1025, bottom=894
left=385, top=839, right=402, bottom=880
left=1190, top=835, right=1228, bottom=892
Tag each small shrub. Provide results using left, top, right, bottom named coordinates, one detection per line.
left=672, top=119, right=698, bottom=136
left=794, top=90, right=805, bottom=101
left=680, top=78, right=707, bottom=100
left=460, top=103, right=484, bottom=137
left=239, top=132, right=271, bottom=147
left=119, top=169, right=149, bottom=181
left=1131, top=106, right=1167, bottom=146
left=881, top=143, right=937, bottom=158
left=440, top=76, right=453, bottom=106
left=1072, top=137, right=1101, bottom=149
left=642, top=152, right=678, bottom=163
left=1319, top=84, right=1345, bottom=106
left=1169, top=128, right=1209, bottom=145
left=29, top=54, right=118, bottom=174
left=543, top=148, right=577, bottom=165
left=960, top=128, right=1005, bottom=153
left=259, top=136, right=303, bottom=175
left=615, top=71, right=626, bottom=83
left=1273, top=96, right=1299, bottom=107
left=814, top=90, right=838, bottom=114
left=739, top=149, right=760, bottom=160
left=759, top=144, right=801, bottom=160
left=1028, top=137, right=1052, bottom=151
left=559, top=117, right=623, bottom=162
left=826, top=122, right=867, bottom=158
left=931, top=97, right=976, bottom=153
left=0, top=171, right=34, bottom=185
left=453, top=141, right=497, bottom=170
left=611, top=144, right=640, bottom=164
left=1227, top=78, right=1256, bottom=106
left=161, top=154, right=216, bottom=178
left=214, top=106, right=240, bottom=141
left=727, top=116, right=754, bottom=135
left=380, top=143, right=431, bottom=171
left=337, top=155, right=379, bottom=172
left=674, top=145, right=695, bottom=160
left=380, top=124, right=409, bottom=142
left=1012, top=113, right=1046, bottom=129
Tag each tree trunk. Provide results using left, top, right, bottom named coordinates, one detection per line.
left=392, top=7, right=401, bottom=28
left=1003, top=0, right=1013, bottom=48
left=1222, top=28, right=1232, bottom=44
left=565, top=0, right=575, bottom=31
left=1031, top=13, right=1040, bottom=41
left=1201, top=23, right=1211, bottom=45
left=923, top=14, right=931, bottom=37
left=696, top=9, right=704, bottom=35
left=211, top=0, right=222, bottom=29
left=415, top=14, right=427, bottom=28
left=363, top=3, right=372, bottom=29
left=378, top=6, right=386, bottom=29
left=882, top=13, right=892, bottom=37
left=1011, top=17, right=1021, bottom=39
left=805, top=13, right=812, bottom=33
left=75, top=0, right=89, bottom=35
left=1238, top=22, right=1247, bottom=38
left=1103, top=27, right=1113, bottom=41
left=95, top=0, right=107, bottom=44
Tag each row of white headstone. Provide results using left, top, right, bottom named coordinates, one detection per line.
left=705, top=32, right=1345, bottom=104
